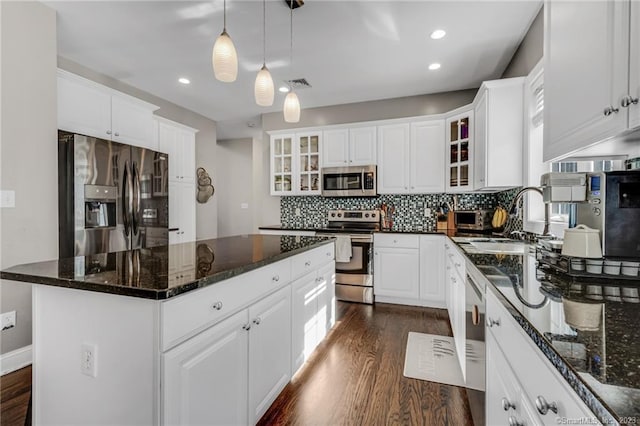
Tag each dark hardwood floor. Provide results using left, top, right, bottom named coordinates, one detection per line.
left=0, top=303, right=472, bottom=426
left=0, top=365, right=31, bottom=426
left=258, top=302, right=473, bottom=426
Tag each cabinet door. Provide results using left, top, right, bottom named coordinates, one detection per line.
left=322, top=129, right=349, bottom=167
left=629, top=1, right=640, bottom=130
left=178, top=181, right=196, bottom=242
left=111, top=94, right=155, bottom=149
left=473, top=90, right=488, bottom=189
left=446, top=111, right=473, bottom=192
left=349, top=126, right=377, bottom=166
left=419, top=236, right=445, bottom=306
left=270, top=135, right=295, bottom=196
left=58, top=74, right=111, bottom=139
left=543, top=0, right=629, bottom=161
left=377, top=123, right=410, bottom=194
left=373, top=247, right=419, bottom=299
left=319, top=262, right=336, bottom=332
left=163, top=310, right=249, bottom=426
left=159, top=122, right=182, bottom=181
left=248, top=286, right=292, bottom=423
left=291, top=272, right=320, bottom=374
left=296, top=132, right=321, bottom=195
left=179, top=130, right=196, bottom=183
left=410, top=120, right=445, bottom=193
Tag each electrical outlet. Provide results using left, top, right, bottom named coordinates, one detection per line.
left=81, top=343, right=98, bottom=377
left=1, top=311, right=16, bottom=331
left=295, top=207, right=301, bottom=217
left=424, top=208, right=432, bottom=216
left=0, top=190, right=15, bottom=208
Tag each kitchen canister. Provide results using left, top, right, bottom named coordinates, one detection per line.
left=586, top=259, right=603, bottom=274
left=562, top=225, right=603, bottom=258
left=603, top=260, right=621, bottom=275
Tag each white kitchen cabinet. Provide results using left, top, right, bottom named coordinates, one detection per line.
left=58, top=69, right=159, bottom=150
left=419, top=236, right=445, bottom=307
left=630, top=1, right=640, bottom=130
left=485, top=288, right=598, bottom=424
left=377, top=120, right=444, bottom=194
left=270, top=132, right=321, bottom=196
left=320, top=262, right=336, bottom=332
left=543, top=0, right=639, bottom=161
left=473, top=78, right=525, bottom=190
left=373, top=234, right=420, bottom=299
left=167, top=240, right=196, bottom=285
left=248, top=286, right=292, bottom=423
left=322, top=126, right=377, bottom=167
left=163, top=310, right=249, bottom=426
left=446, top=110, right=473, bottom=192
left=158, top=118, right=197, bottom=243
left=444, top=240, right=466, bottom=376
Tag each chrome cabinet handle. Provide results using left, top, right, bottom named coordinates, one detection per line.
left=211, top=301, right=223, bottom=311
left=535, top=395, right=558, bottom=415
left=272, top=275, right=280, bottom=282
left=242, top=323, right=251, bottom=331
left=502, top=397, right=516, bottom=411
left=455, top=262, right=461, bottom=267
left=603, top=105, right=620, bottom=116
left=305, top=261, right=311, bottom=267
left=451, top=277, right=457, bottom=283
left=316, top=277, right=323, bottom=283
left=487, top=317, right=501, bottom=327
left=393, top=239, right=398, bottom=243
left=622, top=95, right=639, bottom=108
left=508, top=416, right=523, bottom=426
left=252, top=317, right=262, bottom=325
left=114, top=132, right=120, bottom=137
left=106, top=130, right=112, bottom=135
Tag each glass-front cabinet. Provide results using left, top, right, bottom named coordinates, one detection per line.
left=270, top=132, right=322, bottom=196
left=446, top=110, right=473, bottom=192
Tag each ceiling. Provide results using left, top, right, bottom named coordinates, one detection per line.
left=47, top=1, right=541, bottom=139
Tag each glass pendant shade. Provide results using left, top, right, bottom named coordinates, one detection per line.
left=283, top=91, right=300, bottom=123
left=212, top=30, right=238, bottom=82
left=254, top=65, right=274, bottom=106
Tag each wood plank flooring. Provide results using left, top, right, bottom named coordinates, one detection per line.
left=0, top=303, right=472, bottom=426
left=258, top=302, right=473, bottom=426
left=0, top=365, right=31, bottom=426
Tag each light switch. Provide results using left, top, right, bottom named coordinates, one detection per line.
left=0, top=190, right=15, bottom=208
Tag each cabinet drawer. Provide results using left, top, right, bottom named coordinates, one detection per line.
left=161, top=259, right=291, bottom=351
left=486, top=289, right=596, bottom=422
left=374, top=233, right=420, bottom=249
left=291, top=244, right=335, bottom=279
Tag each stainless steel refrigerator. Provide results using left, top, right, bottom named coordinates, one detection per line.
left=59, top=131, right=169, bottom=257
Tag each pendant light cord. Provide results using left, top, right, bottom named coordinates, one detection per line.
left=262, top=0, right=266, bottom=66
left=289, top=0, right=294, bottom=87
left=223, top=0, right=227, bottom=31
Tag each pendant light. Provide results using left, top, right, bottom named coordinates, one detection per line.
left=212, top=0, right=238, bottom=83
left=283, top=0, right=300, bottom=123
left=254, top=0, right=274, bottom=106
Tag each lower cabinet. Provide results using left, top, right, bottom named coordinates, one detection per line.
left=373, top=233, right=446, bottom=308
left=485, top=288, right=598, bottom=424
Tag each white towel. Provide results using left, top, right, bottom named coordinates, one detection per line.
left=334, top=235, right=353, bottom=263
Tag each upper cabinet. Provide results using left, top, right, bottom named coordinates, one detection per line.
left=58, top=69, right=159, bottom=150
left=446, top=110, right=473, bottom=193
left=544, top=0, right=639, bottom=161
left=270, top=131, right=321, bottom=196
left=473, top=78, right=525, bottom=190
left=377, top=120, right=445, bottom=194
left=322, top=126, right=377, bottom=167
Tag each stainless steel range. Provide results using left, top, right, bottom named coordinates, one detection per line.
left=317, top=209, right=379, bottom=304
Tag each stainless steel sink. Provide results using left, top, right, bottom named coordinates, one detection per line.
left=468, top=241, right=526, bottom=254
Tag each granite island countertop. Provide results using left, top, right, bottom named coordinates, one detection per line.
left=260, top=224, right=493, bottom=237
left=0, top=234, right=333, bottom=300
left=454, top=238, right=640, bottom=424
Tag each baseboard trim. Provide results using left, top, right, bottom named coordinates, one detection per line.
left=0, top=345, right=32, bottom=376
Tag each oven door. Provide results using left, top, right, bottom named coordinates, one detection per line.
left=335, top=239, right=372, bottom=283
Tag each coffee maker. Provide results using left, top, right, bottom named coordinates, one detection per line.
left=577, top=171, right=640, bottom=259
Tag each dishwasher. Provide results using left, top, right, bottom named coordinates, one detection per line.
left=466, top=269, right=486, bottom=426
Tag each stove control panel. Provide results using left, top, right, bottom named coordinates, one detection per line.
left=327, top=209, right=379, bottom=223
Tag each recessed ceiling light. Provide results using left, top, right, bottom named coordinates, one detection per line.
left=178, top=77, right=191, bottom=85
left=279, top=86, right=290, bottom=93
left=428, top=63, right=441, bottom=71
left=430, top=29, right=446, bottom=40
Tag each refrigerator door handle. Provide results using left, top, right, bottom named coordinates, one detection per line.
left=132, top=162, right=141, bottom=235
left=122, top=160, right=132, bottom=237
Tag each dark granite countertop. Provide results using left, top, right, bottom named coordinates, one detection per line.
left=0, top=235, right=333, bottom=300
left=260, top=224, right=494, bottom=238
left=455, top=239, right=640, bottom=424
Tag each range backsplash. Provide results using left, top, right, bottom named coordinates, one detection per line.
left=281, top=188, right=523, bottom=232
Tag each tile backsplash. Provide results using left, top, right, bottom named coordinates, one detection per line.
left=281, top=188, right=523, bottom=232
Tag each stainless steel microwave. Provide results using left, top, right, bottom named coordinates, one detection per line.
left=321, top=165, right=377, bottom=197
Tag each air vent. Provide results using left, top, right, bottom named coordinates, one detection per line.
left=284, top=0, right=304, bottom=9
left=285, top=78, right=312, bottom=90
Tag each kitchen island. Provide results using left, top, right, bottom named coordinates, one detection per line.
left=1, top=234, right=336, bottom=425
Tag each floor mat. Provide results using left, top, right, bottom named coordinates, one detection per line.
left=403, top=332, right=484, bottom=391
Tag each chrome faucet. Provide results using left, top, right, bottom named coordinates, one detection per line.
left=506, top=186, right=551, bottom=236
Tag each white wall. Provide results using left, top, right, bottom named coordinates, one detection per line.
left=57, top=57, right=219, bottom=240
left=217, top=138, right=253, bottom=237
left=0, top=1, right=58, bottom=355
